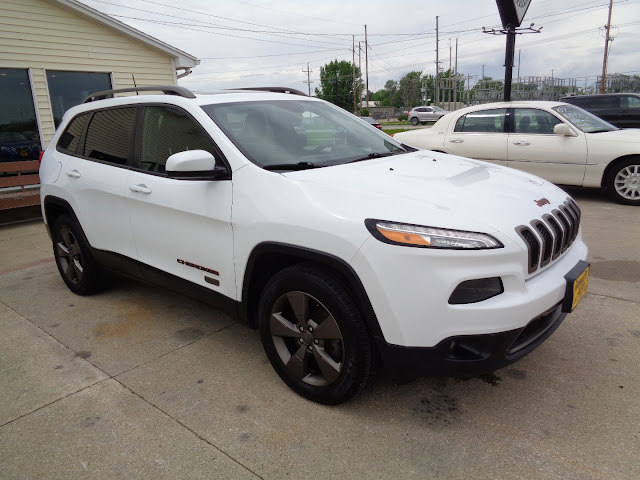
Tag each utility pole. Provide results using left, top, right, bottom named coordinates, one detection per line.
left=435, top=16, right=439, bottom=106
left=358, top=41, right=362, bottom=108
left=600, top=0, right=614, bottom=94
left=365, top=24, right=369, bottom=108
left=517, top=49, right=521, bottom=81
left=454, top=38, right=458, bottom=107
left=302, top=63, right=312, bottom=96
left=352, top=35, right=356, bottom=113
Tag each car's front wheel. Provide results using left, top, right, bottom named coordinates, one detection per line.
left=52, top=214, right=103, bottom=295
left=410, top=117, right=419, bottom=126
left=606, top=158, right=640, bottom=205
left=258, top=264, right=376, bottom=404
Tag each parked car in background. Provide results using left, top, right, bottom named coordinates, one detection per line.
left=407, top=105, right=447, bottom=125
left=393, top=101, right=640, bottom=205
left=0, top=132, right=41, bottom=161
left=560, top=93, right=640, bottom=129
left=360, top=116, right=382, bottom=130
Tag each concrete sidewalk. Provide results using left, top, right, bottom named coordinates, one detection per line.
left=1, top=188, right=639, bottom=479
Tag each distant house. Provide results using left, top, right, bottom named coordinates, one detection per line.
left=0, top=0, right=199, bottom=154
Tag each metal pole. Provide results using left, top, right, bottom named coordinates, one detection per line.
left=352, top=35, right=356, bottom=113
left=435, top=16, right=439, bottom=107
left=600, top=0, right=614, bottom=94
left=365, top=24, right=369, bottom=108
left=454, top=38, right=458, bottom=107
left=503, top=26, right=516, bottom=102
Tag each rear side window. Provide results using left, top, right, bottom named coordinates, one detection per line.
left=83, top=107, right=136, bottom=165
left=621, top=95, right=640, bottom=109
left=57, top=113, right=90, bottom=155
left=139, top=106, right=217, bottom=173
left=454, top=109, right=507, bottom=133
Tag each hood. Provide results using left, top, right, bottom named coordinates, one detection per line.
left=587, top=128, right=640, bottom=144
left=283, top=151, right=572, bottom=235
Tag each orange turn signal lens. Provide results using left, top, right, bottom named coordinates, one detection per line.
left=376, top=226, right=431, bottom=246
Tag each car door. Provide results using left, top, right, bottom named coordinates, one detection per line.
left=126, top=104, right=236, bottom=299
left=507, top=107, right=588, bottom=185
left=444, top=108, right=509, bottom=166
left=56, top=107, right=137, bottom=259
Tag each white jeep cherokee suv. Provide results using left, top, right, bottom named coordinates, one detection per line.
left=40, top=86, right=589, bottom=404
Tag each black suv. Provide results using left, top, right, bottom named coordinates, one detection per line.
left=560, top=93, right=640, bottom=128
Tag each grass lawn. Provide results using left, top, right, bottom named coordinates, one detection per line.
left=384, top=128, right=412, bottom=136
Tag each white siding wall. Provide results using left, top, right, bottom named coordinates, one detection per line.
left=0, top=0, right=176, bottom=145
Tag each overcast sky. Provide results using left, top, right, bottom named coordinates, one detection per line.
left=80, top=0, right=640, bottom=94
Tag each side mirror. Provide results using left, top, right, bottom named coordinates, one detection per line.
left=166, top=150, right=229, bottom=180
left=553, top=123, right=576, bottom=137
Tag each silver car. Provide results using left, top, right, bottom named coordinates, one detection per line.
left=408, top=106, right=447, bottom=125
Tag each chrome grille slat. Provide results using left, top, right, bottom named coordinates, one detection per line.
left=516, top=198, right=580, bottom=275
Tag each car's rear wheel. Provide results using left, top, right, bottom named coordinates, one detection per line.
left=52, top=215, right=103, bottom=295
left=410, top=117, right=419, bottom=126
left=606, top=158, right=640, bottom=205
left=258, top=264, right=376, bottom=404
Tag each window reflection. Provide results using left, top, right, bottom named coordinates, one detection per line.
left=47, top=70, right=111, bottom=127
left=0, top=68, right=40, bottom=161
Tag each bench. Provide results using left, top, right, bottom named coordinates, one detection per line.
left=0, top=160, right=41, bottom=210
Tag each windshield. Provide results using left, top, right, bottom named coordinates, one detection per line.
left=553, top=105, right=618, bottom=133
left=201, top=99, right=406, bottom=169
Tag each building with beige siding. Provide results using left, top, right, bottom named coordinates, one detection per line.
left=0, top=0, right=199, bottom=157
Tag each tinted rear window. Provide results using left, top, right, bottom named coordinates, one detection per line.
left=83, top=108, right=136, bottom=165
left=57, top=113, right=90, bottom=155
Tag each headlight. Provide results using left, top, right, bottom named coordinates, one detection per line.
left=365, top=219, right=503, bottom=249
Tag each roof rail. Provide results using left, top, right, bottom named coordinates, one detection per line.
left=83, top=85, right=196, bottom=103
left=234, top=87, right=308, bottom=96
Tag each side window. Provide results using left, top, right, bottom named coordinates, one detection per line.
left=453, top=109, right=507, bottom=133
left=83, top=108, right=136, bottom=165
left=514, top=108, right=562, bottom=134
left=622, top=95, right=640, bottom=109
left=57, top=113, right=90, bottom=155
left=139, top=106, right=217, bottom=173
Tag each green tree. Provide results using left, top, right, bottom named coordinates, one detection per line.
left=371, top=80, right=400, bottom=107
left=398, top=71, right=423, bottom=108
left=315, top=60, right=362, bottom=112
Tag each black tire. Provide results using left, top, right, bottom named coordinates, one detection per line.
left=258, top=264, right=376, bottom=404
left=605, top=158, right=640, bottom=205
left=51, top=214, right=103, bottom=295
left=410, top=117, right=419, bottom=126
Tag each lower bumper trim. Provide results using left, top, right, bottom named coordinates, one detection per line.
left=376, top=303, right=566, bottom=383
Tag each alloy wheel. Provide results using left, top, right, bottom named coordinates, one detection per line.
left=55, top=226, right=84, bottom=286
left=614, top=164, right=640, bottom=201
left=269, top=291, right=345, bottom=387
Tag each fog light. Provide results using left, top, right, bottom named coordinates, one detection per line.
left=448, top=277, right=504, bottom=304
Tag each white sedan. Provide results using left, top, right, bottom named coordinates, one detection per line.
left=393, top=101, right=640, bottom=205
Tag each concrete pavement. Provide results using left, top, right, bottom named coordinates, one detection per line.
left=1, top=187, right=639, bottom=479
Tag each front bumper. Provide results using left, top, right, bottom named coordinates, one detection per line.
left=376, top=302, right=566, bottom=382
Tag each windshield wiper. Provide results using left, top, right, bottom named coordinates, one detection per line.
left=348, top=151, right=404, bottom=163
left=588, top=129, right=615, bottom=133
left=263, top=161, right=319, bottom=171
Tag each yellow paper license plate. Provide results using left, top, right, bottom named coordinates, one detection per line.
left=563, top=261, right=590, bottom=313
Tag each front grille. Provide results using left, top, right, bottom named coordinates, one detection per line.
left=516, top=198, right=581, bottom=275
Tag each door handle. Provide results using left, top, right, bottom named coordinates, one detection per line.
left=513, top=141, right=531, bottom=146
left=129, top=184, right=152, bottom=194
left=66, top=169, right=81, bottom=178
left=449, top=138, right=464, bottom=143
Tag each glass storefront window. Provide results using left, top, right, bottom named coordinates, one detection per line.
left=0, top=68, right=41, bottom=161
left=47, top=70, right=111, bottom=127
